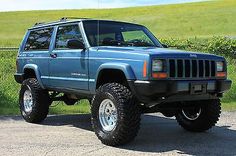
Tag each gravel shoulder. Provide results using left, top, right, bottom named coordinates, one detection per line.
left=0, top=112, right=236, bottom=156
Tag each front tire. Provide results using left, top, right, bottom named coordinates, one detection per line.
left=19, top=78, right=51, bottom=123
left=91, top=83, right=141, bottom=146
left=175, top=99, right=221, bottom=132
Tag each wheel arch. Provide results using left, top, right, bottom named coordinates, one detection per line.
left=95, top=63, right=136, bottom=89
left=23, top=64, right=45, bottom=89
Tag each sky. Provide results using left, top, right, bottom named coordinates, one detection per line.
left=0, top=0, right=205, bottom=12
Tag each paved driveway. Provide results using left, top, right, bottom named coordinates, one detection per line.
left=0, top=112, right=236, bottom=155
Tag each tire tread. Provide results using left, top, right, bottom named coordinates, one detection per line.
left=19, top=78, right=50, bottom=123
left=91, top=83, right=141, bottom=146
left=176, top=99, right=221, bottom=132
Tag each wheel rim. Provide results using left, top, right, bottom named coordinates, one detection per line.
left=181, top=107, right=202, bottom=121
left=23, top=89, right=33, bottom=113
left=99, top=99, right=118, bottom=132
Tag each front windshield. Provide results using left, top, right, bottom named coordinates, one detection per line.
left=83, top=20, right=162, bottom=47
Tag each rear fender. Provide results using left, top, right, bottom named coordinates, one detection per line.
left=23, top=64, right=45, bottom=89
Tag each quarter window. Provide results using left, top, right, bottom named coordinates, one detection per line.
left=24, top=28, right=53, bottom=51
left=55, top=25, right=84, bottom=49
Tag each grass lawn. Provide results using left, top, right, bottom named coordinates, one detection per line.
left=0, top=0, right=235, bottom=47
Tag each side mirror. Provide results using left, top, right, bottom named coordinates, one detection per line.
left=162, top=44, right=168, bottom=48
left=67, top=39, right=85, bottom=49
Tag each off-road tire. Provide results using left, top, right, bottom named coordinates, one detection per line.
left=175, top=99, right=221, bottom=132
left=91, top=83, right=141, bottom=146
left=19, top=78, right=51, bottom=123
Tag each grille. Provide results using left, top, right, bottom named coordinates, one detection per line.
left=168, top=59, right=216, bottom=78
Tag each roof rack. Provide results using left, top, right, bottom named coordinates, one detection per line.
left=60, top=17, right=90, bottom=21
left=34, top=17, right=90, bottom=27
left=34, top=20, right=60, bottom=26
left=34, top=22, right=45, bottom=26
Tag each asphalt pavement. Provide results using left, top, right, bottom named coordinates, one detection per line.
left=0, top=112, right=236, bottom=156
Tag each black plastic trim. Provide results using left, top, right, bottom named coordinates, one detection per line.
left=128, top=79, right=232, bottom=106
left=14, top=73, right=24, bottom=83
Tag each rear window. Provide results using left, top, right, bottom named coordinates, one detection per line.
left=24, top=28, right=53, bottom=51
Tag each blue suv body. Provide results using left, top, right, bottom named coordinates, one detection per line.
left=15, top=18, right=231, bottom=146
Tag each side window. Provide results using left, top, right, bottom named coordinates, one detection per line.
left=55, top=25, right=83, bottom=49
left=24, top=28, right=53, bottom=51
left=98, top=33, right=115, bottom=46
left=122, top=30, right=154, bottom=45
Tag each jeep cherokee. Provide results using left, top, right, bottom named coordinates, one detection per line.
left=14, top=17, right=232, bottom=146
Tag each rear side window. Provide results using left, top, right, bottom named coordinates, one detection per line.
left=24, top=28, right=53, bottom=51
left=55, top=24, right=83, bottom=49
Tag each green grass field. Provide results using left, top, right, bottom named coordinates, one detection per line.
left=0, top=0, right=235, bottom=47
left=0, top=0, right=235, bottom=115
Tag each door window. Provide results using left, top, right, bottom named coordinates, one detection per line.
left=55, top=25, right=84, bottom=49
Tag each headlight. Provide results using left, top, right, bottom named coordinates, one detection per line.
left=152, top=59, right=164, bottom=72
left=216, top=61, right=224, bottom=72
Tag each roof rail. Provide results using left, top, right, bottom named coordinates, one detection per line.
left=34, top=22, right=45, bottom=26
left=33, top=17, right=90, bottom=27
left=60, top=17, right=90, bottom=21
left=34, top=20, right=60, bottom=26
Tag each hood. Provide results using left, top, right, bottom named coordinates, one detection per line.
left=97, top=46, right=224, bottom=60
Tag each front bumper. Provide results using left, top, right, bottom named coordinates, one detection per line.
left=128, top=79, right=231, bottom=106
left=14, top=73, right=24, bottom=83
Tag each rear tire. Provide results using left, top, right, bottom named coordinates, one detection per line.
left=175, top=99, right=221, bottom=132
left=91, top=83, right=141, bottom=146
left=19, top=78, right=51, bottom=123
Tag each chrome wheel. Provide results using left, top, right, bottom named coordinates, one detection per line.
left=182, top=107, right=202, bottom=121
left=23, top=89, right=33, bottom=113
left=99, top=99, right=118, bottom=132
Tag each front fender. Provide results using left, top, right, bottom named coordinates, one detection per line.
left=23, top=64, right=45, bottom=89
left=96, top=63, right=136, bottom=82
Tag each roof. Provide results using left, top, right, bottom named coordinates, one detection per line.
left=29, top=17, right=142, bottom=30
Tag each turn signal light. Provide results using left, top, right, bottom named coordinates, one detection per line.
left=216, top=72, right=226, bottom=78
left=152, top=72, right=167, bottom=79
left=143, top=61, right=147, bottom=77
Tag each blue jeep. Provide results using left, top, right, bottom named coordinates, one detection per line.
left=15, top=17, right=231, bottom=146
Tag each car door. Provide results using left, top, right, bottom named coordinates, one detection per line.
left=49, top=23, right=89, bottom=90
